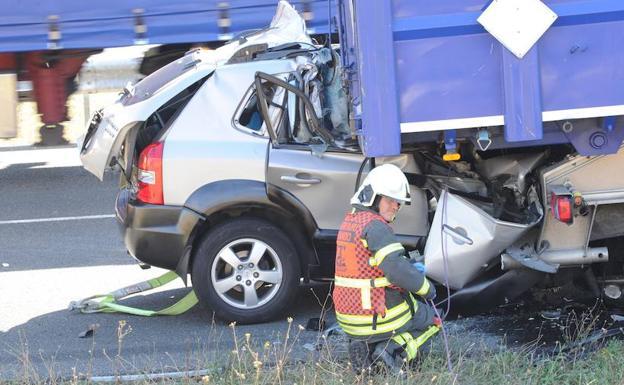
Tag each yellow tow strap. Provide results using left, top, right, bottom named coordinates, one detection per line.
left=68, top=271, right=198, bottom=316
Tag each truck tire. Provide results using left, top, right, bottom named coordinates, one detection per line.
left=191, top=218, right=301, bottom=324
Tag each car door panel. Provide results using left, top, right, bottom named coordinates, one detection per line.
left=267, top=148, right=429, bottom=237
left=267, top=148, right=365, bottom=230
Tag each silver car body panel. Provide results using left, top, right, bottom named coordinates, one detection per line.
left=163, top=59, right=301, bottom=205
left=424, top=191, right=538, bottom=289
left=427, top=175, right=488, bottom=197
left=475, top=152, right=548, bottom=206
left=79, top=0, right=311, bottom=181
left=268, top=149, right=429, bottom=234
left=267, top=148, right=367, bottom=230
left=79, top=51, right=216, bottom=180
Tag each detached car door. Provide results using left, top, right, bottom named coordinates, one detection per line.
left=255, top=72, right=427, bottom=236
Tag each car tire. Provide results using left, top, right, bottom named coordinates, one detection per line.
left=191, top=218, right=301, bottom=324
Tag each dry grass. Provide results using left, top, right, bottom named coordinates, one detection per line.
left=4, top=310, right=624, bottom=385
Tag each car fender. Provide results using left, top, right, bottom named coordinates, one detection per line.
left=176, top=179, right=318, bottom=282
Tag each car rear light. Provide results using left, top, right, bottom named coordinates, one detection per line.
left=551, top=192, right=573, bottom=224
left=136, top=142, right=164, bottom=204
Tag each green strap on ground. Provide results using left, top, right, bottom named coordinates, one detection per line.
left=69, top=271, right=198, bottom=316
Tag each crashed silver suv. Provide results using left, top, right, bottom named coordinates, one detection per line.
left=79, top=4, right=427, bottom=323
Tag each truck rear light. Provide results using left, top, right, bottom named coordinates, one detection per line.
left=136, top=142, right=164, bottom=205
left=551, top=192, right=573, bottom=224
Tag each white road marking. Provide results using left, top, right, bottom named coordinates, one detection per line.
left=0, top=265, right=172, bottom=332
left=0, top=146, right=82, bottom=170
left=0, top=214, right=115, bottom=225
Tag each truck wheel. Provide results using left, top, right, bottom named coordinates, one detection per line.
left=191, top=218, right=300, bottom=324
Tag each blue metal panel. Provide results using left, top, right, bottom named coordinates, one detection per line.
left=0, top=0, right=333, bottom=52
left=390, top=0, right=624, bottom=41
left=564, top=121, right=624, bottom=156
left=394, top=33, right=503, bottom=123
left=539, top=20, right=624, bottom=112
left=394, top=18, right=624, bottom=122
left=501, top=46, right=543, bottom=142
left=373, top=0, right=624, bottom=151
left=391, top=0, right=489, bottom=17
left=337, top=0, right=359, bottom=113
left=351, top=0, right=401, bottom=157
left=487, top=129, right=568, bottom=150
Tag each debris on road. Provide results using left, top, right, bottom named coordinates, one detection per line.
left=305, top=317, right=326, bottom=332
left=78, top=323, right=100, bottom=338
left=540, top=310, right=562, bottom=320
left=558, top=327, right=624, bottom=355
left=611, top=314, right=624, bottom=322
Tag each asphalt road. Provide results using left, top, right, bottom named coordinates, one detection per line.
left=1, top=146, right=589, bottom=382
left=0, top=146, right=331, bottom=381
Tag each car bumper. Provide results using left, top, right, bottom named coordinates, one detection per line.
left=115, top=189, right=203, bottom=270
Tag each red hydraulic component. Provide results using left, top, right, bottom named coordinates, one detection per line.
left=551, top=192, right=573, bottom=224
left=24, top=51, right=89, bottom=125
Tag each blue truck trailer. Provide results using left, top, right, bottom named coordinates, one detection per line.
left=0, top=0, right=332, bottom=142
left=340, top=0, right=624, bottom=158
left=338, top=0, right=624, bottom=309
left=78, top=0, right=624, bottom=321
left=0, top=0, right=333, bottom=51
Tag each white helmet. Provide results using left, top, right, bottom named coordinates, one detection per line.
left=350, top=164, right=411, bottom=207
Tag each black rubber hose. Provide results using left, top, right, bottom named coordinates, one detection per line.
left=354, top=157, right=371, bottom=192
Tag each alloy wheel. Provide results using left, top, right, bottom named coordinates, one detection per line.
left=210, top=238, right=283, bottom=309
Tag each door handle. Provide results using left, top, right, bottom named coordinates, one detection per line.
left=280, top=175, right=321, bottom=185
left=442, top=225, right=473, bottom=245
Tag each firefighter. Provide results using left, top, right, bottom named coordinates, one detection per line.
left=333, top=163, right=440, bottom=372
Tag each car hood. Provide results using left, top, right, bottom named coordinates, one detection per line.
left=79, top=0, right=312, bottom=180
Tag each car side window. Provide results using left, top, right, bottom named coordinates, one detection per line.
left=233, top=79, right=286, bottom=136
left=265, top=79, right=329, bottom=147
left=238, top=93, right=265, bottom=132
left=253, top=72, right=337, bottom=155
left=279, top=81, right=314, bottom=145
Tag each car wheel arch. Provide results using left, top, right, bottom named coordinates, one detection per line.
left=190, top=217, right=301, bottom=323
left=177, top=180, right=319, bottom=282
